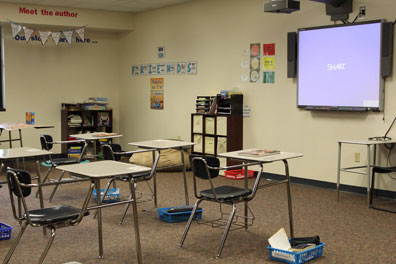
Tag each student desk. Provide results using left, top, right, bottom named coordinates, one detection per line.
left=218, top=150, right=303, bottom=238
left=0, top=123, right=54, bottom=148
left=337, top=139, right=396, bottom=206
left=70, top=132, right=122, bottom=159
left=57, top=160, right=151, bottom=264
left=128, top=139, right=194, bottom=207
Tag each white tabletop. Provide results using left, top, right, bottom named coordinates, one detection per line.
left=218, top=149, right=303, bottom=162
left=338, top=139, right=396, bottom=145
left=70, top=132, right=122, bottom=140
left=0, top=123, right=54, bottom=131
left=0, top=147, right=52, bottom=159
left=56, top=160, right=151, bottom=178
left=129, top=139, right=194, bottom=149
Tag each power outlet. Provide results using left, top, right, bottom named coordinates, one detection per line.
left=354, top=152, right=360, bottom=163
left=358, top=6, right=366, bottom=19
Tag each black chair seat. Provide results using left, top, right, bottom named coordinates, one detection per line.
left=373, top=166, right=396, bottom=174
left=200, top=185, right=252, bottom=200
left=25, top=205, right=89, bottom=225
left=51, top=157, right=80, bottom=166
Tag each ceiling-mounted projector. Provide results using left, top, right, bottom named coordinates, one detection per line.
left=264, top=0, right=300, bottom=14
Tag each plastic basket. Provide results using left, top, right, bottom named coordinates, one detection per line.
left=268, top=242, right=325, bottom=264
left=224, top=169, right=256, bottom=180
left=0, top=223, right=12, bottom=241
left=93, top=188, right=120, bottom=203
left=157, top=206, right=203, bottom=223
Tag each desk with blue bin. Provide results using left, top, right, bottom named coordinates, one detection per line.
left=57, top=160, right=151, bottom=264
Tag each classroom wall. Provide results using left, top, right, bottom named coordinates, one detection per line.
left=0, top=3, right=132, bottom=152
left=118, top=0, right=396, bottom=191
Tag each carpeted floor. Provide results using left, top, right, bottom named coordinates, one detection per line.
left=1, top=161, right=396, bottom=263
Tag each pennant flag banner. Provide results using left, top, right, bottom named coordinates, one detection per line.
left=51, top=31, right=61, bottom=46
left=8, top=21, right=88, bottom=47
left=11, top=22, right=22, bottom=38
left=75, top=27, right=85, bottom=41
left=23, top=27, right=35, bottom=42
left=38, top=31, right=50, bottom=46
left=63, top=30, right=74, bottom=44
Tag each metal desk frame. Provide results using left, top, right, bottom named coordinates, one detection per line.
left=129, top=139, right=194, bottom=207
left=218, top=150, right=303, bottom=238
left=57, top=160, right=152, bottom=264
left=336, top=139, right=396, bottom=206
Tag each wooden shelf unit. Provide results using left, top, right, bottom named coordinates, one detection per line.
left=61, top=109, right=113, bottom=156
left=191, top=113, right=243, bottom=166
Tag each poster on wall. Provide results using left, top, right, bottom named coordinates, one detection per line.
left=263, top=57, right=275, bottom=70
left=186, top=61, right=197, bottom=74
left=132, top=65, right=140, bottom=75
left=150, top=78, right=164, bottom=110
left=263, top=72, right=275, bottom=84
left=250, top=43, right=260, bottom=83
left=157, top=46, right=165, bottom=59
left=263, top=43, right=275, bottom=56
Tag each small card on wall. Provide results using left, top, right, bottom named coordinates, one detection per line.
left=150, top=78, right=164, bottom=110
left=263, top=43, right=275, bottom=56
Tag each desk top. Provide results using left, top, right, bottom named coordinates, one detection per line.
left=56, top=160, right=150, bottom=178
left=129, top=139, right=194, bottom=149
left=0, top=123, right=54, bottom=131
left=0, top=147, right=52, bottom=159
left=338, top=139, right=396, bottom=145
left=218, top=149, right=303, bottom=163
left=70, top=132, right=122, bottom=140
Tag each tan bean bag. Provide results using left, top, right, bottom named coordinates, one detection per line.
left=129, top=148, right=190, bottom=171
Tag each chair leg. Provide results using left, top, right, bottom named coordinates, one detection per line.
left=216, top=203, right=236, bottom=259
left=35, top=167, right=52, bottom=198
left=2, top=222, right=28, bottom=264
left=48, top=171, right=65, bottom=203
left=38, top=227, right=56, bottom=264
left=179, top=199, right=203, bottom=248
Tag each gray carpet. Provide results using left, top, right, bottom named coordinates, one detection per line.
left=1, top=161, right=396, bottom=263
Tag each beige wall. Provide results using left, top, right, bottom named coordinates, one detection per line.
left=0, top=3, right=130, bottom=152
left=118, top=0, right=396, bottom=191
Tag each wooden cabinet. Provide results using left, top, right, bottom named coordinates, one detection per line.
left=61, top=109, right=113, bottom=156
left=191, top=113, right=243, bottom=166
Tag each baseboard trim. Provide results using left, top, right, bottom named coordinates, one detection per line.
left=261, top=172, right=396, bottom=200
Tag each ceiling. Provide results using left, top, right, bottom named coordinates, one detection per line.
left=0, top=0, right=194, bottom=13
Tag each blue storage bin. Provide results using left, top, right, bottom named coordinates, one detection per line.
left=268, top=242, right=325, bottom=264
left=157, top=206, right=203, bottom=223
left=93, top=188, right=120, bottom=203
left=0, top=223, right=12, bottom=241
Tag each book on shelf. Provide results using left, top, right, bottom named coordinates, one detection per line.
left=238, top=149, right=280, bottom=157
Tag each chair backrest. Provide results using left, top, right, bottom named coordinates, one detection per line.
left=109, top=144, right=122, bottom=161
left=7, top=168, right=32, bottom=197
left=190, top=154, right=220, bottom=180
left=40, top=134, right=53, bottom=151
left=101, top=144, right=116, bottom=160
left=6, top=168, right=33, bottom=223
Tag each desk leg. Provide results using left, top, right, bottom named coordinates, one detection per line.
left=180, top=148, right=189, bottom=205
left=366, top=144, right=372, bottom=207
left=283, top=160, right=294, bottom=238
left=129, top=179, right=143, bottom=264
left=244, top=163, right=248, bottom=230
left=95, top=179, right=104, bottom=258
left=18, top=129, right=23, bottom=147
left=152, top=151, right=158, bottom=208
left=337, top=142, right=342, bottom=201
left=35, top=160, right=47, bottom=236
